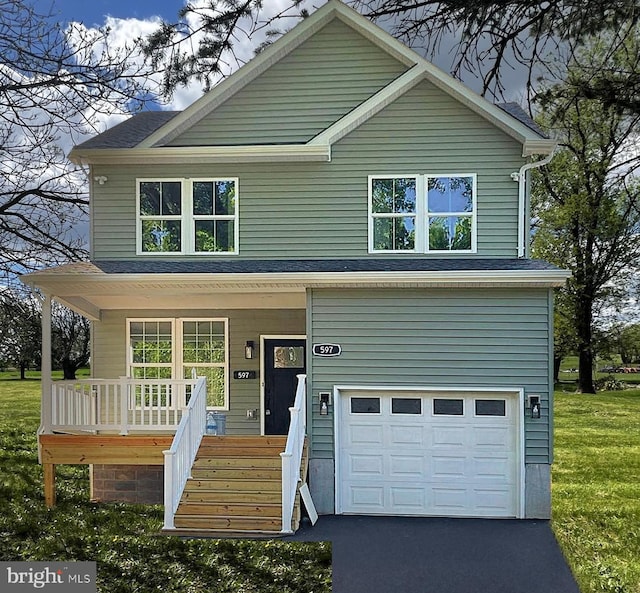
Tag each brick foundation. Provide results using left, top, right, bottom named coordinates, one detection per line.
left=91, top=464, right=164, bottom=504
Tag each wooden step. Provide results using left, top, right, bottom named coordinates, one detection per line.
left=176, top=502, right=281, bottom=517
left=181, top=489, right=281, bottom=505
left=193, top=457, right=281, bottom=469
left=191, top=467, right=281, bottom=480
left=195, top=446, right=284, bottom=458
left=165, top=435, right=308, bottom=535
left=173, top=515, right=282, bottom=532
left=184, top=478, right=281, bottom=492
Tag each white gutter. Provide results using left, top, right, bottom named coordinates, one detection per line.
left=516, top=150, right=556, bottom=258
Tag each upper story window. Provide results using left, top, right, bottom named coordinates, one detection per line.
left=369, top=174, right=476, bottom=253
left=137, top=178, right=238, bottom=255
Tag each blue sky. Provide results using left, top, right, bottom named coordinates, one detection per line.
left=50, top=0, right=178, bottom=27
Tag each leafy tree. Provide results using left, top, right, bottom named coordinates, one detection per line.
left=611, top=323, right=640, bottom=364
left=531, top=35, right=640, bottom=393
left=51, top=303, right=90, bottom=380
left=142, top=0, right=309, bottom=97
left=0, top=0, right=150, bottom=279
left=144, top=0, right=639, bottom=114
left=0, top=288, right=41, bottom=379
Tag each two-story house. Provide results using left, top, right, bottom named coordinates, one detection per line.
left=23, top=0, right=568, bottom=536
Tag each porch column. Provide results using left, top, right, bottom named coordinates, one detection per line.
left=41, top=293, right=53, bottom=435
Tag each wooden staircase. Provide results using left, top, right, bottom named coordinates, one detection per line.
left=168, top=436, right=308, bottom=537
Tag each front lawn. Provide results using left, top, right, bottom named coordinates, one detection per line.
left=0, top=376, right=331, bottom=592
left=553, top=389, right=640, bottom=593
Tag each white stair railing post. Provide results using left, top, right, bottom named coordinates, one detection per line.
left=280, top=374, right=307, bottom=534
left=119, top=377, right=129, bottom=435
left=163, top=450, right=175, bottom=530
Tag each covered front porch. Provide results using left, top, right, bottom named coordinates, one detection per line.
left=22, top=261, right=314, bottom=534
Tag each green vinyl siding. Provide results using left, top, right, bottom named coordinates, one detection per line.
left=307, top=288, right=553, bottom=464
left=92, top=308, right=305, bottom=434
left=167, top=19, right=408, bottom=146
left=92, top=80, right=525, bottom=260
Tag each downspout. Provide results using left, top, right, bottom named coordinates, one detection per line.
left=516, top=150, right=555, bottom=258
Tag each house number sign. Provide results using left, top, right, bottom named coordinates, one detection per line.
left=312, top=343, right=342, bottom=357
left=233, top=370, right=257, bottom=379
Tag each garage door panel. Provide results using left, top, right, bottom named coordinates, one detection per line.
left=339, top=391, right=521, bottom=518
left=431, top=455, right=466, bottom=478
left=389, top=454, right=426, bottom=477
left=348, top=485, right=385, bottom=509
left=349, top=454, right=384, bottom=476
left=389, top=424, right=425, bottom=445
left=473, top=426, right=511, bottom=448
left=431, top=425, right=467, bottom=448
left=390, top=487, right=426, bottom=509
left=473, top=455, right=513, bottom=480
left=349, top=424, right=383, bottom=445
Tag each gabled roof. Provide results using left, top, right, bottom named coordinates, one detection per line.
left=69, top=0, right=555, bottom=165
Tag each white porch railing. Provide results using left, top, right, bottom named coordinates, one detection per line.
left=280, top=374, right=307, bottom=534
left=49, top=378, right=198, bottom=435
left=163, top=376, right=207, bottom=530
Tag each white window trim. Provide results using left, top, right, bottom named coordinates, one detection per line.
left=136, top=177, right=239, bottom=256
left=368, top=173, right=477, bottom=254
left=126, top=317, right=230, bottom=411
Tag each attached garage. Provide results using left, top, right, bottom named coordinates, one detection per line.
left=335, top=387, right=524, bottom=518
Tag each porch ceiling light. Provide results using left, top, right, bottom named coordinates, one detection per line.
left=245, top=340, right=255, bottom=359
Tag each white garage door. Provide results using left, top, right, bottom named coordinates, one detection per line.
left=337, top=390, right=522, bottom=518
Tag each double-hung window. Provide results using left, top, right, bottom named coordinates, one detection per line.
left=127, top=318, right=229, bottom=410
left=137, top=178, right=238, bottom=255
left=369, top=174, right=476, bottom=253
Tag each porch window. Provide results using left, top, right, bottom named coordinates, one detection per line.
left=368, top=174, right=476, bottom=253
left=137, top=178, right=238, bottom=255
left=127, top=318, right=229, bottom=410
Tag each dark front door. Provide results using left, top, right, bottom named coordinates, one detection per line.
left=264, top=339, right=306, bottom=435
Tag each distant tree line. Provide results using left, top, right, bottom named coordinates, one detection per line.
left=0, top=288, right=89, bottom=379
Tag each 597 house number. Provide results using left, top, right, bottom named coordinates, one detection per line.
left=312, top=343, right=342, bottom=357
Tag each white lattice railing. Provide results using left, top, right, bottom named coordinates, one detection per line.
left=49, top=378, right=198, bottom=435
left=163, top=376, right=207, bottom=530
left=280, top=374, right=307, bottom=534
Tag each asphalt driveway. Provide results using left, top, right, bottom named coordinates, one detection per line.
left=286, top=515, right=580, bottom=593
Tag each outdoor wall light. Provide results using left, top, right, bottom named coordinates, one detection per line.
left=245, top=340, right=255, bottom=359
left=319, top=392, right=331, bottom=416
left=529, top=395, right=541, bottom=419
left=94, top=175, right=108, bottom=185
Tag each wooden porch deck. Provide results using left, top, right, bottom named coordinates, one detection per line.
left=39, top=433, right=174, bottom=507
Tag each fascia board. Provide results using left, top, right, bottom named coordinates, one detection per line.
left=310, top=65, right=427, bottom=146
left=68, top=144, right=331, bottom=165
left=523, top=139, right=558, bottom=156
left=29, top=269, right=571, bottom=292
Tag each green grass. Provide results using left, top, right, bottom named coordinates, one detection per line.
left=0, top=376, right=331, bottom=593
left=553, top=389, right=640, bottom=593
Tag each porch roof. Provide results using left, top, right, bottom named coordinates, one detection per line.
left=21, top=258, right=570, bottom=321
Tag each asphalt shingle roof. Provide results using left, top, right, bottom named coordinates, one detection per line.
left=74, top=111, right=179, bottom=149
left=497, top=102, right=548, bottom=138
left=94, top=258, right=560, bottom=275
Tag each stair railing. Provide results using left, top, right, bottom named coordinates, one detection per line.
left=280, top=374, right=307, bottom=534
left=162, top=377, right=207, bottom=530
